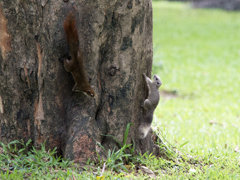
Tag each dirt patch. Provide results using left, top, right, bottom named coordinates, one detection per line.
left=160, top=90, right=178, bottom=100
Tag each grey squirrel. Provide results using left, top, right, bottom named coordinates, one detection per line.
left=139, top=73, right=162, bottom=139
left=60, top=11, right=95, bottom=97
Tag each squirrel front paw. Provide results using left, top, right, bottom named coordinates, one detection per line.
left=139, top=132, right=145, bottom=139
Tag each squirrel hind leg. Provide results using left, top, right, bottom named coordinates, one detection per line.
left=143, top=99, right=151, bottom=110
left=72, top=84, right=89, bottom=97
left=63, top=58, right=75, bottom=72
left=139, top=123, right=151, bottom=139
left=71, top=84, right=82, bottom=96
left=72, top=84, right=82, bottom=92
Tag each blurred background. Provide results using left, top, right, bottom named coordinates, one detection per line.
left=152, top=0, right=240, bottom=153
left=163, top=0, right=240, bottom=11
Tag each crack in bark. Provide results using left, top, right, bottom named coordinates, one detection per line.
left=0, top=95, right=3, bottom=114
left=24, top=63, right=31, bottom=89
left=0, top=4, right=12, bottom=61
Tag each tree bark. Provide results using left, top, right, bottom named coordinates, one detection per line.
left=0, top=0, right=161, bottom=163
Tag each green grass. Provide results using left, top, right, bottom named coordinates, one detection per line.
left=1, top=1, right=240, bottom=179
left=152, top=1, right=240, bottom=179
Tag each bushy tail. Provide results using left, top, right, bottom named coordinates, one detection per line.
left=139, top=110, right=154, bottom=139
left=63, top=11, right=79, bottom=56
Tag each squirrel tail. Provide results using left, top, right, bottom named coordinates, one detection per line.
left=63, top=11, right=79, bottom=55
left=139, top=110, right=154, bottom=139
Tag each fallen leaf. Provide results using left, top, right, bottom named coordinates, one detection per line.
left=124, top=165, right=132, bottom=169
left=140, top=166, right=156, bottom=178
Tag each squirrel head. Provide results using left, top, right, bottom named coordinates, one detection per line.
left=153, top=74, right=162, bottom=88
left=85, top=88, right=95, bottom=98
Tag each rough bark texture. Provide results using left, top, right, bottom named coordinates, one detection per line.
left=0, top=0, right=161, bottom=163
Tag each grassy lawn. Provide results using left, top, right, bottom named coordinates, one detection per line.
left=153, top=1, right=240, bottom=179
left=154, top=0, right=240, bottom=150
left=1, top=1, right=240, bottom=179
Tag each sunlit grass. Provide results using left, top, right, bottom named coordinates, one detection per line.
left=153, top=1, right=240, bottom=149
left=153, top=1, right=240, bottom=178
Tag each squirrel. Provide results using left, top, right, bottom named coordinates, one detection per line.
left=139, top=73, right=162, bottom=139
left=60, top=11, right=95, bottom=97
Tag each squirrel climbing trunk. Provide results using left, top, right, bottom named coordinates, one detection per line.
left=139, top=73, right=162, bottom=139
left=62, top=11, right=95, bottom=97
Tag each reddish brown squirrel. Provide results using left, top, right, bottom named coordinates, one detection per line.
left=61, top=11, right=95, bottom=97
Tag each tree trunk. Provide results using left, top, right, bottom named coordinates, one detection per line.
left=0, top=0, right=161, bottom=163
